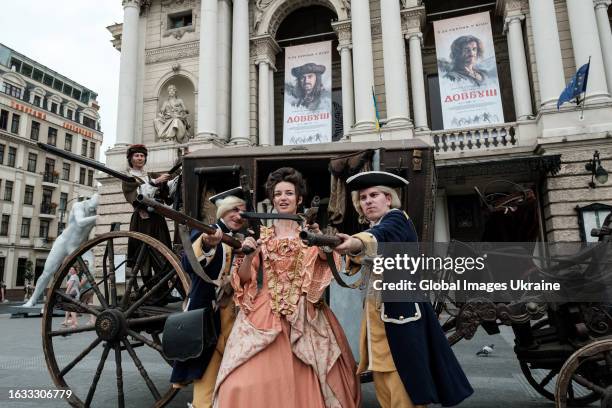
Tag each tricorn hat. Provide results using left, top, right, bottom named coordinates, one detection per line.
left=209, top=187, right=246, bottom=205
left=346, top=171, right=409, bottom=191
left=291, top=62, right=326, bottom=78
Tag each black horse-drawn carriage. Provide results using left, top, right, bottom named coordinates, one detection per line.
left=39, top=140, right=611, bottom=407
left=433, top=182, right=612, bottom=408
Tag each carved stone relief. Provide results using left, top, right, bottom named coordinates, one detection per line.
left=146, top=42, right=199, bottom=64
left=161, top=0, right=194, bottom=9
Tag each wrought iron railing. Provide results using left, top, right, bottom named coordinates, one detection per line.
left=40, top=203, right=57, bottom=215
left=42, top=172, right=59, bottom=183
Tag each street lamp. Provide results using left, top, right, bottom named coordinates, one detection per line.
left=585, top=150, right=608, bottom=188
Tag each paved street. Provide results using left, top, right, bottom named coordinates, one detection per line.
left=0, top=302, right=596, bottom=408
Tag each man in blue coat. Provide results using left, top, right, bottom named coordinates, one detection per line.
left=335, top=171, right=473, bottom=408
left=171, top=187, right=247, bottom=408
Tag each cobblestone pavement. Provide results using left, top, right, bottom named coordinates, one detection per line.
left=0, top=303, right=595, bottom=407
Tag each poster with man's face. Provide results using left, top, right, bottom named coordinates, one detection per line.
left=434, top=12, right=504, bottom=130
left=283, top=41, right=332, bottom=145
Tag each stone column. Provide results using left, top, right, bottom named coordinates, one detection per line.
left=380, top=0, right=410, bottom=126
left=197, top=0, right=218, bottom=139
left=253, top=35, right=279, bottom=146
left=503, top=13, right=533, bottom=120
left=332, top=20, right=355, bottom=136
left=269, top=68, right=275, bottom=145
left=115, top=0, right=141, bottom=146
left=216, top=0, right=232, bottom=141
left=528, top=0, right=565, bottom=108
left=351, top=0, right=375, bottom=129
left=258, top=62, right=270, bottom=146
left=230, top=0, right=250, bottom=145
left=402, top=5, right=428, bottom=130
left=567, top=0, right=609, bottom=100
left=594, top=0, right=612, bottom=94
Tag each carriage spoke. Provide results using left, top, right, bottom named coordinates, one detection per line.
left=539, top=369, right=557, bottom=388
left=77, top=256, right=109, bottom=309
left=59, top=337, right=102, bottom=377
left=106, top=238, right=118, bottom=307
left=122, top=338, right=161, bottom=400
left=114, top=344, right=125, bottom=408
left=127, top=329, right=163, bottom=353
left=53, top=290, right=101, bottom=316
left=85, top=343, right=111, bottom=408
left=121, top=242, right=149, bottom=310
left=50, top=323, right=96, bottom=337
left=571, top=373, right=607, bottom=394
left=125, top=270, right=175, bottom=317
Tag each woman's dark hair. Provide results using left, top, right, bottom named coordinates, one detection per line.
left=264, top=167, right=307, bottom=201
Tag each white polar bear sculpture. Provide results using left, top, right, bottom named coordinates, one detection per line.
left=23, top=194, right=99, bottom=307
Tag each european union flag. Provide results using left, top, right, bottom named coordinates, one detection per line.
left=557, top=61, right=590, bottom=110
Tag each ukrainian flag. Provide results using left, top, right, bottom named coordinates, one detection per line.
left=372, top=86, right=381, bottom=130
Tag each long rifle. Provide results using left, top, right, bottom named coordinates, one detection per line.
left=37, top=142, right=137, bottom=183
left=136, top=195, right=244, bottom=250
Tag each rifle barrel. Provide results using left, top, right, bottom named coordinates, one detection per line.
left=136, top=195, right=243, bottom=249
left=37, top=142, right=136, bottom=183
left=299, top=231, right=342, bottom=247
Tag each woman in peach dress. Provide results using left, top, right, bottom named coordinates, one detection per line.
left=213, top=167, right=360, bottom=408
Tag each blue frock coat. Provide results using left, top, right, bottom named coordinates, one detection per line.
left=170, top=220, right=233, bottom=384
left=362, top=209, right=473, bottom=406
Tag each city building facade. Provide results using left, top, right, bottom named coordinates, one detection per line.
left=102, top=0, right=612, bottom=247
left=0, top=43, right=103, bottom=299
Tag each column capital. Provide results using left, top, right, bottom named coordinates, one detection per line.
left=503, top=14, right=525, bottom=34
left=594, top=0, right=612, bottom=9
left=400, top=5, right=426, bottom=36
left=332, top=20, right=353, bottom=51
left=405, top=31, right=423, bottom=47
left=251, top=35, right=280, bottom=69
left=496, top=0, right=528, bottom=18
left=122, top=0, right=140, bottom=8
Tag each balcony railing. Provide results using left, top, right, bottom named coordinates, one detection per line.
left=42, top=172, right=59, bottom=184
left=40, top=203, right=57, bottom=215
left=430, top=123, right=518, bottom=153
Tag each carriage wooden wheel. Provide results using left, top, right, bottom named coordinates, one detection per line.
left=519, top=319, right=601, bottom=406
left=555, top=338, right=612, bottom=408
left=42, top=231, right=190, bottom=408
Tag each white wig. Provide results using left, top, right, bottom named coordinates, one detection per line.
left=215, top=195, right=246, bottom=219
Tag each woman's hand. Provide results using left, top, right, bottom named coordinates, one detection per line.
left=334, top=233, right=364, bottom=256
left=305, top=222, right=321, bottom=234
left=237, top=237, right=260, bottom=284
left=241, top=236, right=260, bottom=256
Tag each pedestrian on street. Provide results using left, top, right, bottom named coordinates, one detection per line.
left=0, top=280, right=7, bottom=303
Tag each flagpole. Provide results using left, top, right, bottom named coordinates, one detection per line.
left=579, top=56, right=591, bottom=120
left=372, top=86, right=382, bottom=141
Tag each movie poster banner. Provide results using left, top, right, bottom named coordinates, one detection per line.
left=434, top=12, right=504, bottom=130
left=283, top=41, right=332, bottom=145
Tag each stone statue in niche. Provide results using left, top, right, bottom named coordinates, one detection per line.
left=154, top=84, right=192, bottom=143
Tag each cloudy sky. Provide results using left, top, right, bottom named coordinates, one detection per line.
left=0, top=0, right=125, bottom=161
